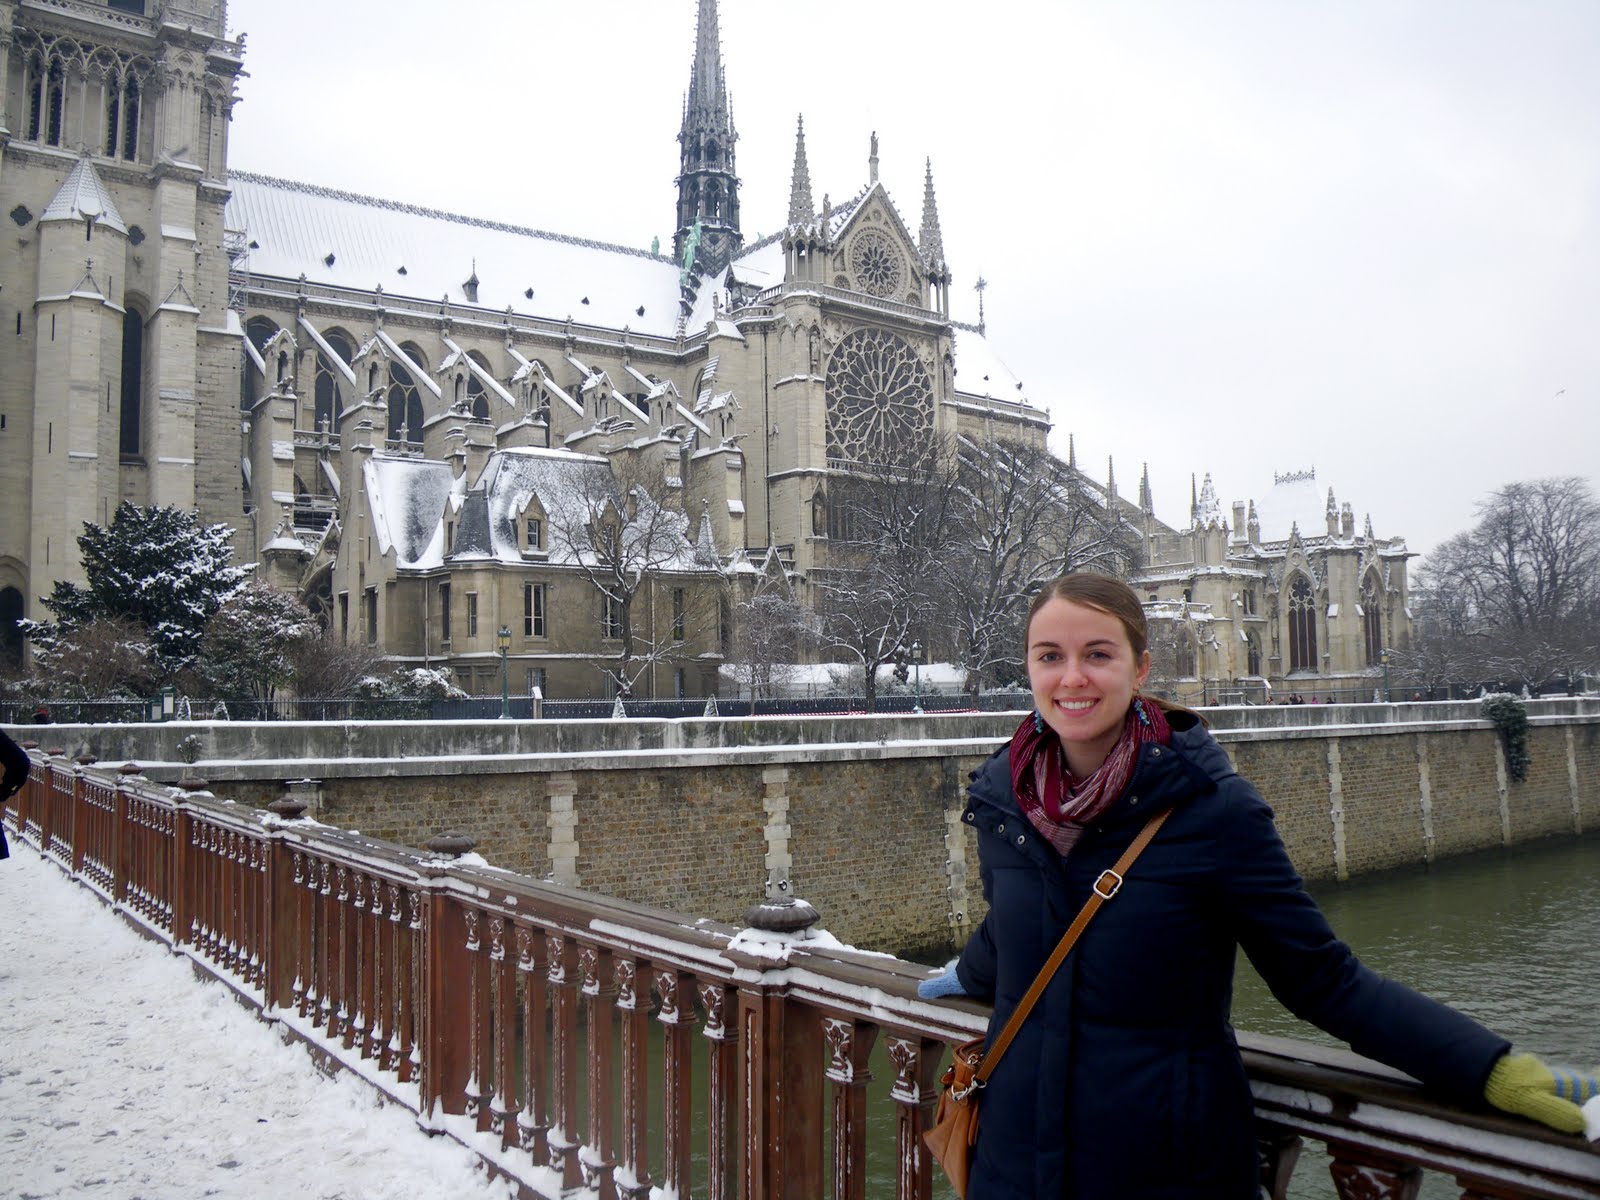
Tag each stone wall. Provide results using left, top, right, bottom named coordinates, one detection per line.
left=12, top=706, right=1596, bottom=956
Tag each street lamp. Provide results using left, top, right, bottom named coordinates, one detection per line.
left=1381, top=646, right=1392, bottom=704
left=497, top=626, right=512, bottom=719
left=910, top=640, right=925, bottom=714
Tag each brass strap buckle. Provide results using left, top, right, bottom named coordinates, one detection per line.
left=1093, top=869, right=1123, bottom=900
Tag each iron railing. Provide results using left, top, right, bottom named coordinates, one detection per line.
left=4, top=750, right=1595, bottom=1199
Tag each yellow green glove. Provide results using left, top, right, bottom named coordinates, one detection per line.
left=1483, top=1052, right=1598, bottom=1135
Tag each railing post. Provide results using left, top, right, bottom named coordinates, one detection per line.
left=514, top=924, right=550, bottom=1165
left=579, top=945, right=618, bottom=1200
left=698, top=982, right=738, bottom=1200
left=614, top=958, right=653, bottom=1200
left=656, top=969, right=694, bottom=1198
left=170, top=789, right=194, bottom=948
left=546, top=932, right=583, bottom=1190
left=262, top=794, right=309, bottom=1013
left=113, top=763, right=142, bottom=907
left=887, top=1036, right=943, bottom=1200
left=418, top=831, right=475, bottom=1130
left=1327, top=1144, right=1423, bottom=1200
left=824, top=1018, right=879, bottom=1200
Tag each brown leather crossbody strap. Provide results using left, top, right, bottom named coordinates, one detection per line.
left=974, top=806, right=1173, bottom=1084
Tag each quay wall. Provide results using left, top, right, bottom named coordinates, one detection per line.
left=8, top=702, right=1598, bottom=954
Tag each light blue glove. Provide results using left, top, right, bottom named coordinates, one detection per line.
left=917, top=962, right=968, bottom=999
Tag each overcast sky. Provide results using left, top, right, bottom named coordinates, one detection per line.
left=224, top=0, right=1600, bottom=560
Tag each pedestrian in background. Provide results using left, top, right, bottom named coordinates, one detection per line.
left=919, top=572, right=1596, bottom=1197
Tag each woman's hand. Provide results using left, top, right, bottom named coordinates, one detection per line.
left=1483, top=1052, right=1599, bottom=1135
left=916, top=963, right=968, bottom=1000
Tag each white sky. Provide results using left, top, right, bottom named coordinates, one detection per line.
left=223, top=0, right=1600, bottom=560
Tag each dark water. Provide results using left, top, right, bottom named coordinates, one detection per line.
left=1231, top=836, right=1600, bottom=1199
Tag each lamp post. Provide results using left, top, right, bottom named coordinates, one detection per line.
left=910, top=640, right=925, bottom=714
left=497, top=626, right=512, bottom=719
left=1381, top=646, right=1392, bottom=704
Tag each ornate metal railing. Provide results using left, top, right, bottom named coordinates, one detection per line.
left=5, top=748, right=1596, bottom=1200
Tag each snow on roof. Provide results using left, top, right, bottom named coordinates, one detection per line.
left=227, top=172, right=685, bottom=336
left=1251, top=470, right=1335, bottom=542
left=476, top=447, right=616, bottom=566
left=730, top=237, right=784, bottom=289
left=41, top=157, right=128, bottom=234
left=364, top=455, right=454, bottom=568
left=950, top=326, right=1027, bottom=404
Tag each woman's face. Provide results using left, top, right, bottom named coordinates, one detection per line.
left=1027, top=597, right=1152, bottom=778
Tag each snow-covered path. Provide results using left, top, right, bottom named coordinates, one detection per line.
left=0, top=841, right=515, bottom=1200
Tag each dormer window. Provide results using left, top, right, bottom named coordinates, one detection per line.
left=526, top=517, right=543, bottom=551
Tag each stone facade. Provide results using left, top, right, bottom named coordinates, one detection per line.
left=0, top=0, right=245, bottom=665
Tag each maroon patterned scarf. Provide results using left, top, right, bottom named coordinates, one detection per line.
left=1010, top=697, right=1171, bottom=856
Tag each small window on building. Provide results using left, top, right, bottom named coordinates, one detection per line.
left=602, top=592, right=623, bottom=639
left=527, top=666, right=546, bottom=696
left=524, top=582, right=546, bottom=638
left=466, top=592, right=478, bottom=639
left=1241, top=588, right=1257, bottom=616
left=339, top=592, right=349, bottom=644
left=365, top=588, right=378, bottom=644
left=439, top=582, right=452, bottom=643
left=526, top=517, right=542, bottom=551
left=672, top=588, right=686, bottom=641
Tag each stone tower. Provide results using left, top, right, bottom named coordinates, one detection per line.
left=0, top=0, right=245, bottom=661
left=672, top=0, right=741, bottom=278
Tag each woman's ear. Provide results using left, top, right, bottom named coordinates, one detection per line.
left=1135, top=650, right=1152, bottom=688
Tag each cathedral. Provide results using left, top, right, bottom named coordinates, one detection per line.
left=0, top=0, right=1411, bottom=702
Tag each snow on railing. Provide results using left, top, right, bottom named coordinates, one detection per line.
left=4, top=749, right=1596, bottom=1200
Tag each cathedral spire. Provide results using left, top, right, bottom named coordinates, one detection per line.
left=788, top=115, right=814, bottom=229
left=674, top=0, right=742, bottom=278
left=919, top=159, right=946, bottom=268
left=1139, top=463, right=1153, bottom=515
left=1067, top=433, right=1077, bottom=470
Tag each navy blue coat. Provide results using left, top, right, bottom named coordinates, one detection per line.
left=954, top=712, right=1509, bottom=1198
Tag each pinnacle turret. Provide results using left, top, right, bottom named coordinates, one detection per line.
left=787, top=115, right=814, bottom=229
left=919, top=158, right=947, bottom=270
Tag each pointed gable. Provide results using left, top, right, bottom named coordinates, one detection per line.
left=41, top=158, right=128, bottom=235
left=831, top=181, right=925, bottom=304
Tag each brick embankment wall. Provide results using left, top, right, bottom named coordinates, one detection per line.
left=12, top=710, right=1596, bottom=955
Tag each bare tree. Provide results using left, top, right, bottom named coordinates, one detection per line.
left=728, top=586, right=814, bottom=710
left=1422, top=477, right=1600, bottom=691
left=935, top=436, right=1141, bottom=698
left=545, top=452, right=721, bottom=698
left=813, top=438, right=958, bottom=710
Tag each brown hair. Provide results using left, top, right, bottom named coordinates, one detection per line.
left=1025, top=573, right=1204, bottom=723
left=1026, top=573, right=1149, bottom=657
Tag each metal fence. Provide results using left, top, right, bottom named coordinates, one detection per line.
left=2, top=691, right=1034, bottom=726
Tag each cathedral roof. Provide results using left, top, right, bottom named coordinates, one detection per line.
left=1250, top=469, right=1333, bottom=541
left=226, top=173, right=686, bottom=337
left=41, top=157, right=128, bottom=235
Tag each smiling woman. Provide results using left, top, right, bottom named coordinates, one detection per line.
left=918, top=572, right=1596, bottom=1199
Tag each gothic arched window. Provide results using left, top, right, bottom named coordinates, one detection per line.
left=387, top=363, right=423, bottom=444
left=1288, top=575, right=1317, bottom=673
left=1175, top=627, right=1197, bottom=677
left=27, top=56, right=65, bottom=146
left=119, top=305, right=144, bottom=458
left=1245, top=630, right=1262, bottom=677
left=315, top=331, right=353, bottom=431
left=242, top=317, right=277, bottom=411
left=1362, top=574, right=1383, bottom=667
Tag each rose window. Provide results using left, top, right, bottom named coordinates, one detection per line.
left=848, top=229, right=904, bottom=299
left=825, top=328, right=934, bottom=463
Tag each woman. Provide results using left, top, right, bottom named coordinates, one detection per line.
left=919, top=573, right=1594, bottom=1198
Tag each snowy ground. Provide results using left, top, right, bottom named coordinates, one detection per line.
left=0, top=841, right=516, bottom=1200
